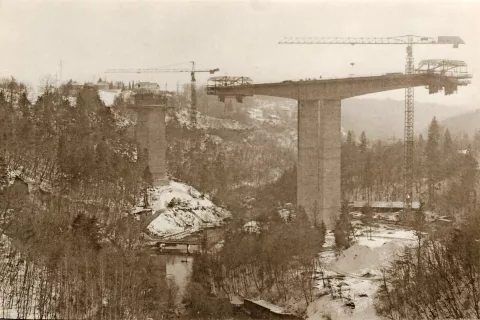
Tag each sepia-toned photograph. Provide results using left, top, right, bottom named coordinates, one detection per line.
left=0, top=0, right=479, bottom=319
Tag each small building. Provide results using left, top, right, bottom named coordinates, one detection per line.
left=242, top=299, right=301, bottom=319
left=230, top=295, right=244, bottom=314
left=134, top=207, right=153, bottom=218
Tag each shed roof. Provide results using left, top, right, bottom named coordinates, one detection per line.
left=246, top=299, right=286, bottom=314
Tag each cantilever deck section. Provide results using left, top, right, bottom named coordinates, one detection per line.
left=206, top=76, right=253, bottom=102
left=207, top=72, right=471, bottom=229
left=128, top=93, right=170, bottom=187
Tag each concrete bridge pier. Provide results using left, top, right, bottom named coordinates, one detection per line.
left=207, top=73, right=469, bottom=229
left=136, top=107, right=168, bottom=186
left=297, top=99, right=341, bottom=229
left=128, top=94, right=169, bottom=187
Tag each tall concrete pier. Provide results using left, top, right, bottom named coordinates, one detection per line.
left=298, top=99, right=341, bottom=226
left=207, top=73, right=465, bottom=229
left=128, top=93, right=169, bottom=187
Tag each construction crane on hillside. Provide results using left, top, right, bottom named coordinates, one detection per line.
left=106, top=61, right=219, bottom=125
left=279, top=35, right=464, bottom=212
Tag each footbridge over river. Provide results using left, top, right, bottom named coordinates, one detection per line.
left=207, top=69, right=471, bottom=229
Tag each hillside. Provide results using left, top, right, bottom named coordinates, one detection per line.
left=341, top=98, right=470, bottom=140
left=238, top=96, right=470, bottom=141
left=440, top=108, right=480, bottom=136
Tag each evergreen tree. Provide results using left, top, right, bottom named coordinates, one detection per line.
left=0, top=91, right=10, bottom=148
left=473, top=130, right=480, bottom=156
left=341, top=131, right=356, bottom=200
left=425, top=117, right=441, bottom=207
left=443, top=128, right=454, bottom=156
left=359, top=131, right=368, bottom=155
left=362, top=203, right=374, bottom=239
left=461, top=133, right=471, bottom=150
left=18, top=92, right=34, bottom=142
left=19, top=92, right=31, bottom=118
left=334, top=201, right=352, bottom=251
left=443, top=151, right=478, bottom=216
left=7, top=77, right=18, bottom=108
left=418, top=133, right=425, bottom=147
left=346, top=130, right=355, bottom=146
left=0, top=90, right=6, bottom=110
left=442, top=128, right=456, bottom=179
left=363, top=151, right=374, bottom=202
left=414, top=134, right=426, bottom=194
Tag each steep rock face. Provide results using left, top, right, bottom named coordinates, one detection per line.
left=146, top=181, right=230, bottom=237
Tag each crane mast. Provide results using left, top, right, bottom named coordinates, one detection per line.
left=190, top=62, right=197, bottom=126
left=404, top=36, right=414, bottom=211
left=279, top=35, right=464, bottom=212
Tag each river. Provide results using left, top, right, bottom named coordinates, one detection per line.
left=152, top=252, right=259, bottom=319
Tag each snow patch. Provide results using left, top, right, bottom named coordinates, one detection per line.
left=243, top=221, right=260, bottom=234
left=147, top=181, right=230, bottom=237
left=308, top=224, right=417, bottom=320
left=169, top=108, right=249, bottom=130
left=98, top=89, right=121, bottom=107
left=330, top=242, right=403, bottom=276
left=278, top=203, right=295, bottom=222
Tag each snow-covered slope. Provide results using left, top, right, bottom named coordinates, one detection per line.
left=98, top=89, right=121, bottom=107
left=170, top=108, right=249, bottom=130
left=308, top=222, right=416, bottom=320
left=146, top=181, right=230, bottom=237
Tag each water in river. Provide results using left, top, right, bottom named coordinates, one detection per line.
left=164, top=254, right=194, bottom=299
left=153, top=253, right=259, bottom=319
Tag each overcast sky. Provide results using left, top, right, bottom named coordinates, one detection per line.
left=1, top=0, right=479, bottom=107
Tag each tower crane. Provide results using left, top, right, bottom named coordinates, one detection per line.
left=105, top=61, right=219, bottom=125
left=279, top=35, right=464, bottom=211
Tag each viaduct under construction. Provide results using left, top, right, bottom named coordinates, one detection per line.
left=123, top=59, right=471, bottom=229
left=207, top=64, right=471, bottom=229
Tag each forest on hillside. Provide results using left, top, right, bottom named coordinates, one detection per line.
left=0, top=78, right=172, bottom=319
left=1, top=74, right=480, bottom=319
left=341, top=118, right=479, bottom=214
left=0, top=77, right=300, bottom=319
